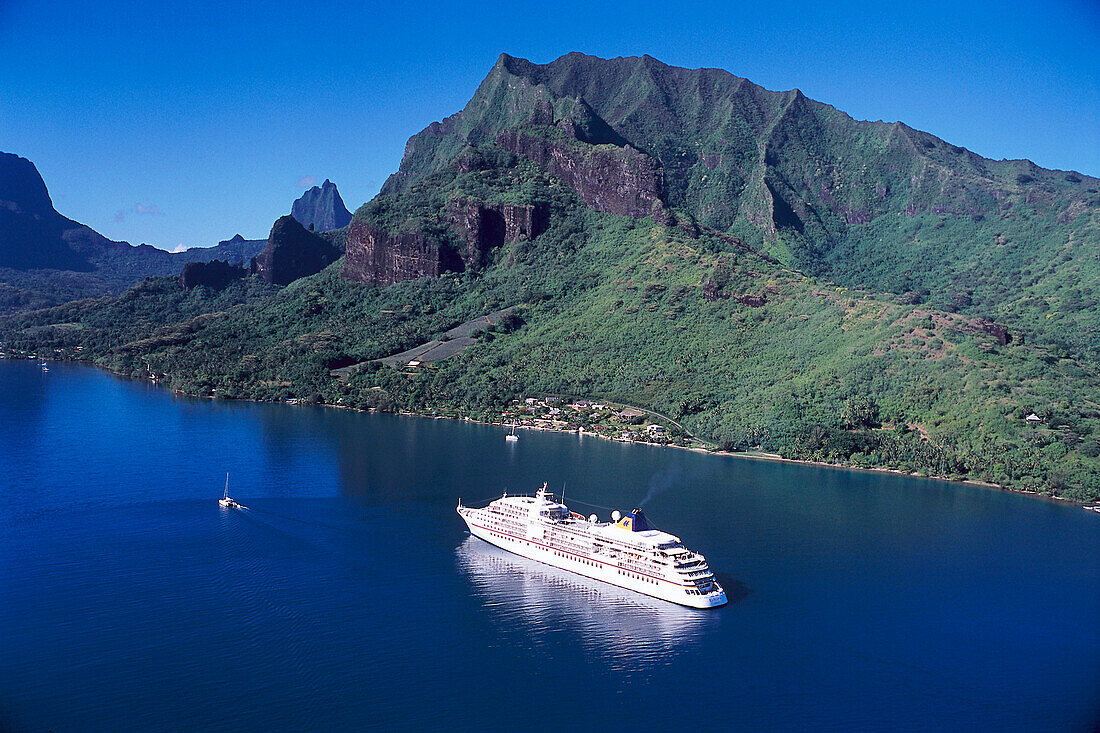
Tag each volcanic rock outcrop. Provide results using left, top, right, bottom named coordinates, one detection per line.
left=974, top=319, right=1012, bottom=346
left=342, top=221, right=450, bottom=286
left=253, top=215, right=340, bottom=286
left=343, top=199, right=547, bottom=286
left=291, top=179, right=352, bottom=233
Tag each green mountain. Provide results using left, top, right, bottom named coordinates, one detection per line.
left=382, top=53, right=1100, bottom=359
left=2, top=53, right=1098, bottom=500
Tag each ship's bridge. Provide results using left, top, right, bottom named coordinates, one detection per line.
left=537, top=502, right=569, bottom=521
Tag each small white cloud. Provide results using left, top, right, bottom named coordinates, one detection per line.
left=297, top=175, right=315, bottom=188
left=134, top=202, right=165, bottom=216
left=172, top=243, right=187, bottom=253
left=117, top=202, right=166, bottom=221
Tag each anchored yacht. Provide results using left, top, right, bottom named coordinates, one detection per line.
left=218, top=473, right=246, bottom=510
left=457, top=484, right=726, bottom=609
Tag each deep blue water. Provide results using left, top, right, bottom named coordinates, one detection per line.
left=1, top=360, right=1098, bottom=732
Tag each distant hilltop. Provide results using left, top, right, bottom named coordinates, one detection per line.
left=0, top=151, right=266, bottom=307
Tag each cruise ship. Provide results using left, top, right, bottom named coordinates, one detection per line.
left=457, top=484, right=727, bottom=608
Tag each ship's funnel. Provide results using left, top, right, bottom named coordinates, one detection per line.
left=616, top=508, right=653, bottom=532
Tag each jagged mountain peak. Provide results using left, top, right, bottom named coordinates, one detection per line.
left=291, top=179, right=352, bottom=233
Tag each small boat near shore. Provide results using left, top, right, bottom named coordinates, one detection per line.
left=219, top=473, right=246, bottom=509
left=506, top=422, right=519, bottom=442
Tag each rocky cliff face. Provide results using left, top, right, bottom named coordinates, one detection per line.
left=342, top=221, right=448, bottom=286
left=254, top=215, right=340, bottom=286
left=342, top=198, right=547, bottom=286
left=179, top=259, right=246, bottom=290
left=291, top=179, right=352, bottom=233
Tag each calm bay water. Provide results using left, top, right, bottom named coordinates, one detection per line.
left=1, top=360, right=1098, bottom=732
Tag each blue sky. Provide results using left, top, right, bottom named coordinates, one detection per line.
left=1, top=0, right=1097, bottom=251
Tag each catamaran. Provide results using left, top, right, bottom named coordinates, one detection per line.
left=219, top=473, right=246, bottom=509
left=457, top=483, right=726, bottom=608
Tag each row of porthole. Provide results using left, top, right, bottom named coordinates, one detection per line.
left=617, top=569, right=658, bottom=585
left=487, top=527, right=536, bottom=548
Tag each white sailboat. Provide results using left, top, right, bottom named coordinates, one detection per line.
left=219, top=473, right=246, bottom=509
left=506, top=422, right=519, bottom=442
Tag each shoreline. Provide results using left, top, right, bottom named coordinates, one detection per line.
left=422, top=411, right=1081, bottom=507
left=12, top=354, right=1090, bottom=508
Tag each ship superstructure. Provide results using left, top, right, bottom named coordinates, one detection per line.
left=457, top=484, right=727, bottom=608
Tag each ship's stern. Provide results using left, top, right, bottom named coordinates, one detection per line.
left=681, top=581, right=728, bottom=609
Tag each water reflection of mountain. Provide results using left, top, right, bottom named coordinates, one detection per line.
left=455, top=536, right=718, bottom=667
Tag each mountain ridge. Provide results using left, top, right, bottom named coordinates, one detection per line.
left=386, top=52, right=1097, bottom=226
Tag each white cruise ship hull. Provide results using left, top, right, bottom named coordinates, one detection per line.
left=459, top=507, right=727, bottom=609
